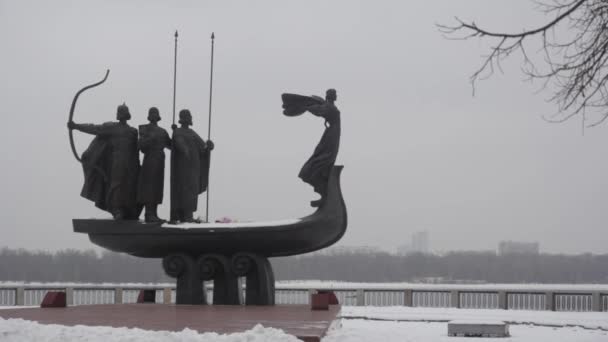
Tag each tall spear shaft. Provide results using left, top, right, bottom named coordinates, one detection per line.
left=169, top=30, right=179, bottom=224
left=206, top=32, right=215, bottom=223
left=172, top=30, right=179, bottom=125
left=208, top=32, right=215, bottom=140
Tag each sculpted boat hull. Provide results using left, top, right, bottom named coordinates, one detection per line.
left=73, top=166, right=346, bottom=258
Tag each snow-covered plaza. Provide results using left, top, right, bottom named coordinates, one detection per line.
left=1, top=306, right=607, bottom=341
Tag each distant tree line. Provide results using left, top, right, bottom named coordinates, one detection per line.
left=0, top=248, right=169, bottom=283
left=273, top=250, right=608, bottom=283
left=0, top=247, right=607, bottom=284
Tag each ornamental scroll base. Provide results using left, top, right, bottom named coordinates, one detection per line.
left=199, top=254, right=241, bottom=305
left=162, top=253, right=275, bottom=305
left=162, top=254, right=207, bottom=305
left=232, top=253, right=275, bottom=306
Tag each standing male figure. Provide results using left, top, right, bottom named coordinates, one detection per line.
left=68, top=103, right=141, bottom=219
left=138, top=107, right=171, bottom=222
left=170, top=109, right=214, bottom=223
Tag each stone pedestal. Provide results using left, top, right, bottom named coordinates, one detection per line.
left=41, top=292, right=66, bottom=308
left=448, top=320, right=509, bottom=338
left=137, top=290, right=156, bottom=303
left=311, top=293, right=330, bottom=310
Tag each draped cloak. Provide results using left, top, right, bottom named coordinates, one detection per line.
left=281, top=94, right=341, bottom=196
left=298, top=103, right=341, bottom=196
left=170, top=127, right=210, bottom=221
left=79, top=122, right=141, bottom=219
left=137, top=124, right=171, bottom=205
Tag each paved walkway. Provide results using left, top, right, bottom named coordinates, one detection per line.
left=0, top=304, right=340, bottom=342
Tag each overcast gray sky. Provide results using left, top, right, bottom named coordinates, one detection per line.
left=1, top=0, right=607, bottom=254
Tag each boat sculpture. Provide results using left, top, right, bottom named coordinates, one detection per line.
left=69, top=69, right=346, bottom=305
left=73, top=166, right=346, bottom=305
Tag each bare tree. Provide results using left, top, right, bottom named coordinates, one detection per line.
left=440, top=0, right=608, bottom=126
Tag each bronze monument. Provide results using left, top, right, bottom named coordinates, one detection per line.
left=69, top=35, right=346, bottom=306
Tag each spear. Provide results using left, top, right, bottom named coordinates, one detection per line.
left=172, top=30, right=179, bottom=125
left=169, top=30, right=179, bottom=224
left=206, top=32, right=215, bottom=223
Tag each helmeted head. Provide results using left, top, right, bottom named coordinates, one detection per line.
left=178, top=109, right=193, bottom=126
left=116, top=103, right=131, bottom=121
left=326, top=89, right=337, bottom=102
left=148, top=107, right=161, bottom=123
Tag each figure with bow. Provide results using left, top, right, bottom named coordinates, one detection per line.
left=67, top=71, right=141, bottom=220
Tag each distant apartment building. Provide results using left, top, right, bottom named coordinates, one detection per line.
left=397, top=230, right=430, bottom=254
left=412, top=231, right=429, bottom=254
left=498, top=240, right=540, bottom=255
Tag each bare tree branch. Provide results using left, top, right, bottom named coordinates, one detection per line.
left=441, top=0, right=608, bottom=126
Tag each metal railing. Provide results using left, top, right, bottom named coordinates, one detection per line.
left=0, top=284, right=606, bottom=312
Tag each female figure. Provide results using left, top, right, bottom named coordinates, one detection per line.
left=283, top=89, right=341, bottom=207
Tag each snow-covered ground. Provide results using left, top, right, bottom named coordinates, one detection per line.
left=1, top=306, right=607, bottom=341
left=340, top=306, right=608, bottom=330
left=328, top=306, right=608, bottom=341
left=323, top=319, right=608, bottom=342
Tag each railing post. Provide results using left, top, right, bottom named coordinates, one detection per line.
left=498, top=291, right=508, bottom=310
left=114, top=288, right=123, bottom=304
left=163, top=288, right=172, bottom=304
left=308, top=289, right=316, bottom=304
left=404, top=289, right=413, bottom=307
left=15, top=287, right=24, bottom=306
left=356, top=289, right=365, bottom=306
left=450, top=290, right=460, bottom=308
left=545, top=291, right=555, bottom=311
left=65, top=287, right=74, bottom=306
left=592, top=292, right=601, bottom=312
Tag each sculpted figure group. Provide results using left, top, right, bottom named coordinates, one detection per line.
left=68, top=88, right=340, bottom=223
left=68, top=105, right=213, bottom=223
